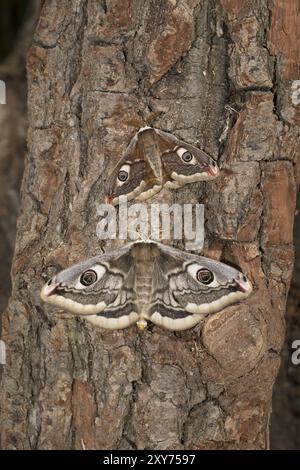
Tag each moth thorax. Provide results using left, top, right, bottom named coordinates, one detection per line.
left=139, top=133, right=163, bottom=181
left=146, top=148, right=163, bottom=180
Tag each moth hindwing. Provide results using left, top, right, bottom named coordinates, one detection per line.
left=41, top=241, right=252, bottom=331
left=105, top=127, right=219, bottom=205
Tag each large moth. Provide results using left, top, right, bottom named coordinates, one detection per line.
left=41, top=241, right=252, bottom=331
left=105, top=127, right=219, bottom=205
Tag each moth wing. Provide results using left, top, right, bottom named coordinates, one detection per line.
left=83, top=262, right=139, bottom=330
left=154, top=129, right=219, bottom=187
left=149, top=242, right=251, bottom=331
left=89, top=247, right=140, bottom=329
left=150, top=246, right=197, bottom=331
left=105, top=133, right=158, bottom=205
left=41, top=244, right=139, bottom=330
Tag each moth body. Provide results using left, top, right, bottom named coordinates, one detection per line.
left=41, top=241, right=252, bottom=331
left=105, top=128, right=219, bottom=205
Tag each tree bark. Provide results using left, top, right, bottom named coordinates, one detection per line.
left=0, top=0, right=299, bottom=450
left=0, top=0, right=41, bottom=323
left=270, top=191, right=300, bottom=449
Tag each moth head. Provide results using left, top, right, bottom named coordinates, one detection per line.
left=105, top=161, right=146, bottom=205
left=40, top=258, right=117, bottom=315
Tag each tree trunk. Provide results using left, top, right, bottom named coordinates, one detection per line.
left=270, top=191, right=300, bottom=449
left=0, top=0, right=299, bottom=450
left=0, top=0, right=41, bottom=326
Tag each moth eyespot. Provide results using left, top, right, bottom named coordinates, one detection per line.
left=196, top=268, right=214, bottom=284
left=80, top=269, right=97, bottom=286
left=181, top=151, right=193, bottom=163
left=243, top=275, right=247, bottom=282
left=118, top=170, right=129, bottom=182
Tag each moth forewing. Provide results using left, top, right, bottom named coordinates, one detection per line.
left=105, top=128, right=219, bottom=205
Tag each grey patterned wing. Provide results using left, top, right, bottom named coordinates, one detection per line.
left=154, top=128, right=219, bottom=188
left=104, top=132, right=160, bottom=205
left=41, top=244, right=139, bottom=330
left=149, top=243, right=252, bottom=331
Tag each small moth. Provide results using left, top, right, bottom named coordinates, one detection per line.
left=41, top=241, right=252, bottom=331
left=105, top=127, right=219, bottom=205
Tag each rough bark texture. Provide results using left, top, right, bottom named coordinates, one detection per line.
left=0, top=0, right=41, bottom=322
left=0, top=72, right=26, bottom=316
left=270, top=192, right=300, bottom=450
left=0, top=0, right=299, bottom=450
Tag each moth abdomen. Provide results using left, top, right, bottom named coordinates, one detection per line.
left=135, top=275, right=152, bottom=315
left=105, top=127, right=220, bottom=205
